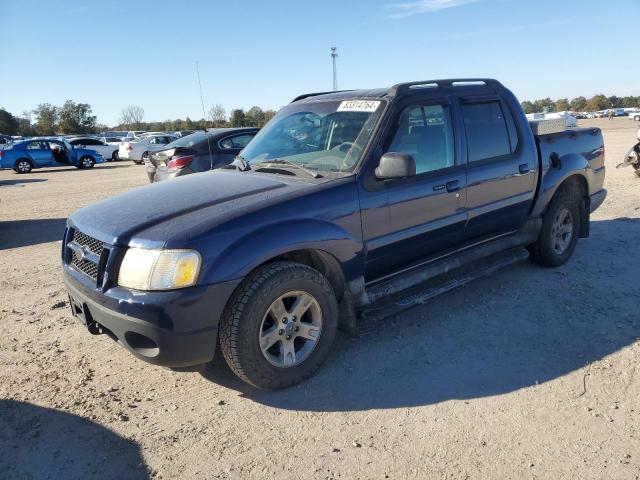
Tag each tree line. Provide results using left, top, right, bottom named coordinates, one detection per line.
left=0, top=102, right=277, bottom=136
left=521, top=94, right=640, bottom=114
left=4, top=92, right=639, bottom=136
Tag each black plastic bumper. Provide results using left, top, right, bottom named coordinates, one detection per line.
left=63, top=266, right=238, bottom=368
left=589, top=189, right=607, bottom=213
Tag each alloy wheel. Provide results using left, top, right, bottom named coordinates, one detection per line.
left=551, top=207, right=573, bottom=255
left=259, top=291, right=323, bottom=368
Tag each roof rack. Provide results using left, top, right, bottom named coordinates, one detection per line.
left=388, top=78, right=502, bottom=97
left=290, top=90, right=355, bottom=103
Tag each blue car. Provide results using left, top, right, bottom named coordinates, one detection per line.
left=0, top=138, right=105, bottom=173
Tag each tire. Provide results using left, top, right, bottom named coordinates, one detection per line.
left=133, top=151, right=149, bottom=165
left=79, top=155, right=95, bottom=169
left=219, top=261, right=338, bottom=390
left=528, top=191, right=581, bottom=267
left=633, top=164, right=640, bottom=178
left=112, top=150, right=119, bottom=161
left=14, top=158, right=33, bottom=174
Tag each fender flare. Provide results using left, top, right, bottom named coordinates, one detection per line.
left=531, top=153, right=591, bottom=218
left=199, top=219, right=362, bottom=285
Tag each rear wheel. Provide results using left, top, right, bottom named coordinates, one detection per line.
left=134, top=151, right=149, bottom=165
left=112, top=150, right=119, bottom=161
left=14, top=158, right=33, bottom=174
left=219, top=261, right=338, bottom=390
left=528, top=191, right=580, bottom=267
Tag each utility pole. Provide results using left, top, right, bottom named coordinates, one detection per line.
left=331, top=47, right=338, bottom=91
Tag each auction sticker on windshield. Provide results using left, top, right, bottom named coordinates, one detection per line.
left=337, top=100, right=381, bottom=112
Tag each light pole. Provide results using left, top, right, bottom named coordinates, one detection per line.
left=331, top=47, right=338, bottom=91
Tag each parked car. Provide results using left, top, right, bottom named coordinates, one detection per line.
left=0, top=138, right=105, bottom=173
left=125, top=130, right=147, bottom=139
left=62, top=78, right=606, bottom=389
left=68, top=137, right=119, bottom=161
left=628, top=112, right=640, bottom=121
left=145, top=128, right=259, bottom=182
left=0, top=134, right=11, bottom=146
left=118, top=134, right=178, bottom=164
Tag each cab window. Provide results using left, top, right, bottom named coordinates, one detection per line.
left=386, top=103, right=455, bottom=174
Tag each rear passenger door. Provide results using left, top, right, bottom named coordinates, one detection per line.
left=457, top=96, right=536, bottom=241
left=25, top=141, right=53, bottom=166
left=360, top=99, right=467, bottom=280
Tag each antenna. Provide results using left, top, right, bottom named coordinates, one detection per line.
left=195, top=61, right=208, bottom=122
left=195, top=61, right=214, bottom=169
left=331, top=47, right=338, bottom=91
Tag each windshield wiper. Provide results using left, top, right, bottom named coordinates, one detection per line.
left=257, top=159, right=322, bottom=179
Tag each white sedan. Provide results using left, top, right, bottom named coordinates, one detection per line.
left=119, top=134, right=178, bottom=164
left=68, top=137, right=120, bottom=161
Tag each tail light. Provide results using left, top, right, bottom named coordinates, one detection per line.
left=127, top=145, right=133, bottom=151
left=0, top=150, right=3, bottom=158
left=167, top=155, right=194, bottom=172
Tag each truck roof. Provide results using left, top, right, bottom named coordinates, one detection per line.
left=291, top=78, right=506, bottom=104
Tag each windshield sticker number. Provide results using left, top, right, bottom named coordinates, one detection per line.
left=337, top=100, right=380, bottom=113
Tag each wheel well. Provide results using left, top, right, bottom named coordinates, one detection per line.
left=263, top=249, right=346, bottom=302
left=554, top=174, right=589, bottom=237
left=556, top=174, right=588, bottom=199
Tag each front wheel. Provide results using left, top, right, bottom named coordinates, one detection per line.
left=528, top=191, right=580, bottom=267
left=79, top=155, right=95, bottom=169
left=219, top=261, right=338, bottom=390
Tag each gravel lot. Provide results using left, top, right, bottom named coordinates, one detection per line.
left=1, top=118, right=639, bottom=480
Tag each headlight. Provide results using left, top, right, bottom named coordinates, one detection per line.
left=118, top=248, right=201, bottom=290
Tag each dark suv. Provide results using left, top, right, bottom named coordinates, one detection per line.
left=62, top=79, right=606, bottom=389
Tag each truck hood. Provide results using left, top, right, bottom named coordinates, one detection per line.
left=69, top=170, right=311, bottom=246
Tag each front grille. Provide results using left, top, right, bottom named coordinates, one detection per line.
left=68, top=229, right=105, bottom=281
left=71, top=253, right=100, bottom=279
left=72, top=231, right=103, bottom=256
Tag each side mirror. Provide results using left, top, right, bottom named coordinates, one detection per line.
left=375, top=153, right=416, bottom=180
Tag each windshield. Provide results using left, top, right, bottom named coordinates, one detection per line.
left=241, top=99, right=385, bottom=173
left=167, top=133, right=208, bottom=148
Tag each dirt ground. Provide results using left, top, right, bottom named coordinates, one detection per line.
left=1, top=118, right=639, bottom=480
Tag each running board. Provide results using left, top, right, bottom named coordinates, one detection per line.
left=360, top=247, right=529, bottom=326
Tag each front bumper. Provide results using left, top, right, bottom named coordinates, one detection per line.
left=63, top=266, right=238, bottom=368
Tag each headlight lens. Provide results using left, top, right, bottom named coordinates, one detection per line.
left=118, top=248, right=201, bottom=290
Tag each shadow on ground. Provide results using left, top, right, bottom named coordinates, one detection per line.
left=10, top=163, right=133, bottom=174
left=0, top=178, right=47, bottom=187
left=0, top=218, right=67, bottom=249
left=0, top=400, right=148, bottom=479
left=202, top=218, right=640, bottom=411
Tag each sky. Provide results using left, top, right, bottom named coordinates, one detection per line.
left=1, top=0, right=638, bottom=126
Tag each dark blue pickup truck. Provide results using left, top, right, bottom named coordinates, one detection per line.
left=62, top=79, right=606, bottom=389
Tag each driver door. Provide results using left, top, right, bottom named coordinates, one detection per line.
left=359, top=99, right=467, bottom=281
left=47, top=141, right=71, bottom=164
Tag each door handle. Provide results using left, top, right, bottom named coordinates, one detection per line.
left=518, top=163, right=530, bottom=174
left=445, top=180, right=460, bottom=192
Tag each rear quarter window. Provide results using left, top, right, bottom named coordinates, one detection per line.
left=461, top=100, right=517, bottom=162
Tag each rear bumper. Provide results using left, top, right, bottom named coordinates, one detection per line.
left=589, top=189, right=607, bottom=213
left=153, top=168, right=192, bottom=182
left=63, top=267, right=238, bottom=368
